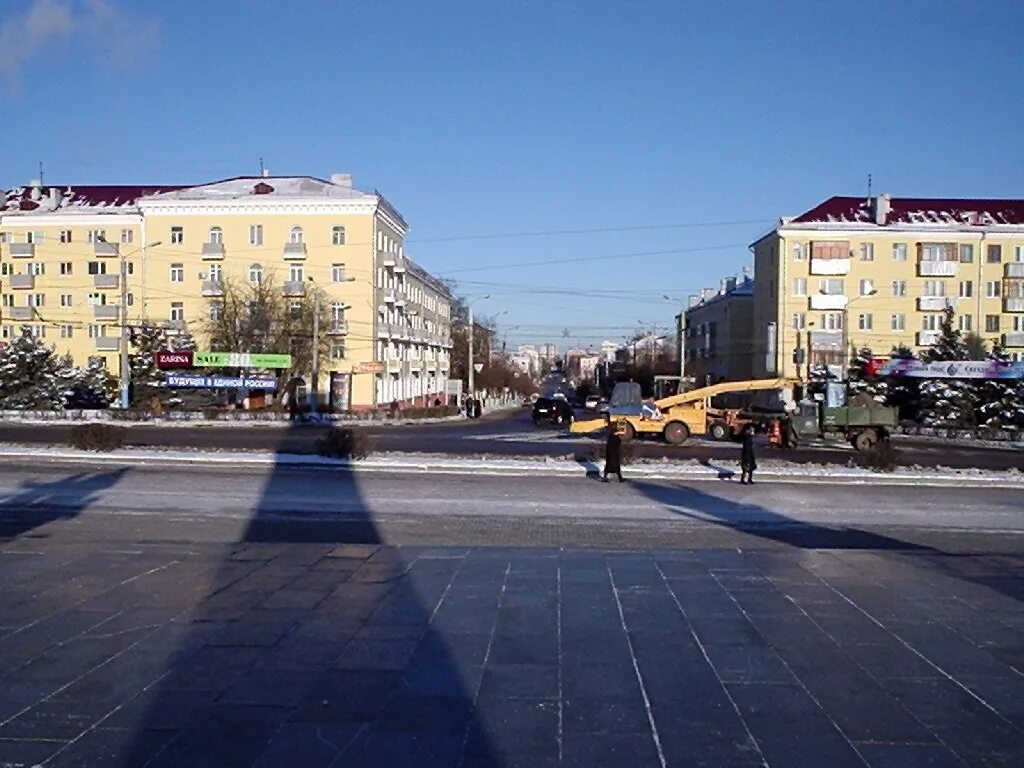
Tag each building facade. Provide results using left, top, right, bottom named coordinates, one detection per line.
left=0, top=175, right=452, bottom=410
left=683, top=273, right=755, bottom=384
left=751, top=195, right=1024, bottom=379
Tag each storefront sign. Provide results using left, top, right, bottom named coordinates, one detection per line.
left=874, top=359, right=1024, bottom=379
left=352, top=361, right=385, bottom=374
left=193, top=352, right=292, bottom=369
left=164, top=374, right=279, bottom=390
left=156, top=350, right=194, bottom=369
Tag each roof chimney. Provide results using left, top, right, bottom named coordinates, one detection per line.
left=873, top=193, right=892, bottom=226
left=741, top=265, right=753, bottom=281
left=28, top=181, right=41, bottom=201
left=48, top=187, right=60, bottom=207
left=330, top=173, right=353, bottom=188
left=688, top=295, right=699, bottom=308
left=702, top=288, right=716, bottom=300
left=261, top=168, right=269, bottom=178
left=719, top=278, right=728, bottom=295
left=725, top=276, right=737, bottom=292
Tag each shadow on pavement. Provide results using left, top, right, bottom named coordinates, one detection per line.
left=0, top=468, right=130, bottom=540
left=105, top=420, right=499, bottom=768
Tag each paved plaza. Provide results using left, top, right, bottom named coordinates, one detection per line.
left=1, top=523, right=1023, bottom=767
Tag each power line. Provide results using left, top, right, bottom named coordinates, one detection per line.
left=443, top=243, right=748, bottom=274
left=409, top=219, right=773, bottom=243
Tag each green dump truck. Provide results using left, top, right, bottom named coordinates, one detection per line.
left=791, top=400, right=898, bottom=452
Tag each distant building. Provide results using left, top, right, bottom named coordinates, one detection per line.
left=538, top=343, right=558, bottom=363
left=600, top=340, right=617, bottom=362
left=683, top=271, right=755, bottom=384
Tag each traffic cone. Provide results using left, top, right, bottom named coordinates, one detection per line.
left=768, top=419, right=782, bottom=447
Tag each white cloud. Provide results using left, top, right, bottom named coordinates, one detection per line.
left=0, top=0, right=159, bottom=91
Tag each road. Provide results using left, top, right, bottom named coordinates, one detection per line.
left=0, top=407, right=1022, bottom=470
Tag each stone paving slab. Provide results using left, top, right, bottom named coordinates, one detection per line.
left=0, top=538, right=1022, bottom=767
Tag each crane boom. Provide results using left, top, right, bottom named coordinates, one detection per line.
left=654, top=377, right=798, bottom=410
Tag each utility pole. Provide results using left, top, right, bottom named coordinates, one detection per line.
left=309, top=278, right=320, bottom=418
left=119, top=246, right=129, bottom=408
left=467, top=303, right=475, bottom=402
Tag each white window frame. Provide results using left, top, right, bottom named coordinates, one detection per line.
left=170, top=226, right=184, bottom=245
left=890, top=314, right=906, bottom=331
left=959, top=244, right=974, bottom=263
left=60, top=294, right=73, bottom=307
left=958, top=315, right=972, bottom=332
left=60, top=262, right=73, bottom=276
left=121, top=229, right=134, bottom=244
left=959, top=280, right=973, bottom=298
left=332, top=226, right=346, bottom=246
left=60, top=230, right=72, bottom=244
left=792, top=277, right=807, bottom=297
left=249, top=263, right=264, bottom=284
left=209, top=226, right=223, bottom=245
left=792, top=243, right=804, bottom=261
left=859, top=279, right=875, bottom=297
left=985, top=281, right=1001, bottom=298
left=859, top=243, right=874, bottom=262
left=986, top=315, right=1000, bottom=333
left=249, top=224, right=263, bottom=246
left=169, top=263, right=185, bottom=283
left=289, top=226, right=304, bottom=244
left=289, top=264, right=304, bottom=283
left=858, top=313, right=873, bottom=331
left=892, top=243, right=907, bottom=261
left=332, top=263, right=347, bottom=283
left=170, top=302, right=184, bottom=322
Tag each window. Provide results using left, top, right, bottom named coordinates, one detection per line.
left=169, top=263, right=184, bottom=283
left=28, top=262, right=45, bottom=276
left=985, top=281, right=1001, bottom=298
left=28, top=293, right=44, bottom=308
left=1015, top=245, right=1024, bottom=263
left=819, top=278, right=844, bottom=295
left=858, top=243, right=874, bottom=261
left=87, top=325, right=104, bottom=339
left=891, top=314, right=906, bottom=331
left=289, top=300, right=302, bottom=319
left=959, top=244, right=974, bottom=263
left=820, top=312, right=844, bottom=331
left=332, top=263, right=347, bottom=283
left=331, top=341, right=346, bottom=360
left=959, top=315, right=973, bottom=332
left=792, top=243, right=804, bottom=261
left=892, top=243, right=907, bottom=261
left=26, top=231, right=43, bottom=244
left=121, top=229, right=134, bottom=244
left=332, top=226, right=346, bottom=246
left=60, top=325, right=73, bottom=339
left=987, top=244, right=1002, bottom=263
left=60, top=294, right=73, bottom=307
left=959, top=280, right=973, bottom=298
left=249, top=224, right=263, bottom=246
left=289, top=226, right=304, bottom=244
left=249, top=263, right=263, bottom=283
left=210, top=302, right=223, bottom=322
left=209, top=226, right=223, bottom=244
left=859, top=279, right=875, bottom=296
left=208, top=263, right=222, bottom=282
left=792, top=277, right=807, bottom=296
left=289, top=264, right=304, bottom=283
left=331, top=301, right=346, bottom=323
left=170, top=226, right=184, bottom=245
left=59, top=262, right=73, bottom=275
left=60, top=230, right=72, bottom=244
left=127, top=293, right=134, bottom=307
left=922, top=280, right=946, bottom=297
left=0, top=263, right=9, bottom=276
left=922, top=314, right=941, bottom=331
left=1014, top=316, right=1024, bottom=332
left=87, top=293, right=106, bottom=306
left=126, top=261, right=134, bottom=276
left=87, top=261, right=106, bottom=275
left=88, top=230, right=106, bottom=244
left=1, top=295, right=11, bottom=308
left=170, top=302, right=184, bottom=322
left=858, top=313, right=873, bottom=331
left=986, top=315, right=1000, bottom=333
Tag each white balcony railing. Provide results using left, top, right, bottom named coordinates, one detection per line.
left=8, top=243, right=34, bottom=258
left=7, top=307, right=33, bottom=321
left=809, top=258, right=850, bottom=276
left=202, top=242, right=225, bottom=259
left=94, top=241, right=119, bottom=258
left=327, top=320, right=349, bottom=336
left=94, top=274, right=119, bottom=289
left=1002, top=332, right=1024, bottom=348
left=809, top=294, right=848, bottom=310
left=1005, top=262, right=1024, bottom=279
left=809, top=330, right=843, bottom=348
left=94, top=306, right=119, bottom=321
left=202, top=280, right=225, bottom=297
left=96, top=336, right=119, bottom=351
left=917, top=296, right=956, bottom=311
left=1004, top=298, right=1024, bottom=313
left=283, top=242, right=307, bottom=259
left=917, top=330, right=941, bottom=346
left=9, top=274, right=35, bottom=290
left=282, top=281, right=306, bottom=297
left=918, top=260, right=957, bottom=277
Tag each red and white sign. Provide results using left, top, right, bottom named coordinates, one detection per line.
left=156, top=350, right=194, bottom=369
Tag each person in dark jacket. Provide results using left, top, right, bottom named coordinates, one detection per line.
left=603, top=422, right=625, bottom=482
left=739, top=424, right=757, bottom=484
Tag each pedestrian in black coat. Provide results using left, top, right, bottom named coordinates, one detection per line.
left=603, top=423, right=624, bottom=482
left=739, top=424, right=757, bottom=484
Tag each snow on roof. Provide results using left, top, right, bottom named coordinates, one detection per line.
left=792, top=195, right=1024, bottom=226
left=1, top=184, right=186, bottom=213
left=407, top=260, right=452, bottom=297
left=141, top=176, right=375, bottom=202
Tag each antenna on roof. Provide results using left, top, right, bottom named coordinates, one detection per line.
left=38, top=161, right=44, bottom=187
left=867, top=173, right=872, bottom=198
left=258, top=157, right=265, bottom=176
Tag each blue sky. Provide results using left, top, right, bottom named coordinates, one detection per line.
left=2, top=0, right=1022, bottom=351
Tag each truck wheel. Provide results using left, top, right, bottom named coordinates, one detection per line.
left=709, top=421, right=728, bottom=441
left=618, top=422, right=636, bottom=442
left=663, top=421, right=690, bottom=446
left=853, top=430, right=878, bottom=453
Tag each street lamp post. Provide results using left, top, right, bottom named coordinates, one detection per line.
left=466, top=294, right=490, bottom=403
left=115, top=239, right=162, bottom=409
left=663, top=295, right=687, bottom=382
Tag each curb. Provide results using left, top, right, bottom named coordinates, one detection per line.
left=0, top=445, right=1018, bottom=488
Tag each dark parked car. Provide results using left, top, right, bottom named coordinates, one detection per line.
left=532, top=397, right=574, bottom=426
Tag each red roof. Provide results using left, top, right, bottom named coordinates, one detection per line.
left=2, top=184, right=187, bottom=211
left=792, top=196, right=1024, bottom=226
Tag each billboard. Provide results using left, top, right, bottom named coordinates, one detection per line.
left=155, top=350, right=193, bottom=369
left=192, top=352, right=292, bottom=369
left=873, top=359, right=1024, bottom=379
left=165, top=374, right=279, bottom=390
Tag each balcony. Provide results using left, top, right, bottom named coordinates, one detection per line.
left=327, top=320, right=349, bottom=336
left=166, top=319, right=187, bottom=332
left=808, top=330, right=843, bottom=348
left=201, top=280, right=225, bottom=297
left=1004, top=298, right=1024, bottom=313
left=94, top=306, right=119, bottom=321
left=96, top=336, right=119, bottom=351
left=394, top=290, right=408, bottom=306
left=1002, top=332, right=1024, bottom=348
left=283, top=242, right=307, bottom=260
left=383, top=291, right=397, bottom=304
left=7, top=307, right=33, bottom=321
left=94, top=241, right=119, bottom=258
left=382, top=256, right=397, bottom=268
left=809, top=258, right=850, bottom=276
left=202, top=242, right=225, bottom=259
left=809, top=294, right=848, bottom=310
left=917, top=260, right=957, bottom=277
left=94, top=274, right=119, bottom=289
left=1004, top=263, right=1024, bottom=279
left=8, top=242, right=34, bottom=258
left=282, top=281, right=306, bottom=297
left=917, top=330, right=941, bottom=346
left=917, top=296, right=956, bottom=311
left=9, top=274, right=34, bottom=290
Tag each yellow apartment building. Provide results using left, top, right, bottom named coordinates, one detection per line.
left=0, top=174, right=452, bottom=410
left=751, top=194, right=1024, bottom=379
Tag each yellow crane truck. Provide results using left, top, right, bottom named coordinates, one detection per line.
left=571, top=378, right=797, bottom=445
